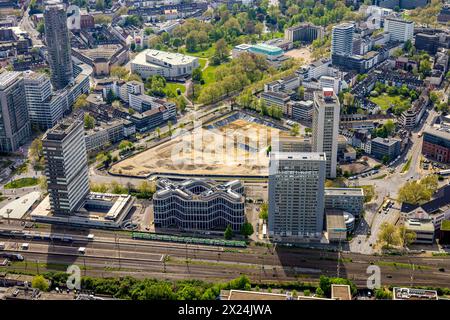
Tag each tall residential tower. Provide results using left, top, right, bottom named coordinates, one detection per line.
left=268, top=152, right=327, bottom=239
left=44, top=1, right=73, bottom=90
left=43, top=119, right=90, bottom=215
left=312, top=88, right=340, bottom=179
left=331, top=22, right=354, bottom=56
left=0, top=71, right=31, bottom=152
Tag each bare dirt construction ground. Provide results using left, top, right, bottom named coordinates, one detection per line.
left=340, top=162, right=369, bottom=175
left=284, top=47, right=313, bottom=64
left=110, top=119, right=290, bottom=177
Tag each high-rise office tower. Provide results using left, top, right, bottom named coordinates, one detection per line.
left=0, top=71, right=31, bottom=152
left=312, top=88, right=340, bottom=179
left=44, top=1, right=73, bottom=90
left=43, top=119, right=90, bottom=215
left=268, top=152, right=326, bottom=239
left=331, top=22, right=354, bottom=56
left=23, top=70, right=67, bottom=129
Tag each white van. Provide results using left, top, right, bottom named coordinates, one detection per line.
left=0, top=242, right=5, bottom=250
left=87, top=234, right=95, bottom=241
left=78, top=247, right=86, bottom=254
left=21, top=243, right=29, bottom=250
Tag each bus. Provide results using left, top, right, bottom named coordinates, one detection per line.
left=439, top=169, right=450, bottom=176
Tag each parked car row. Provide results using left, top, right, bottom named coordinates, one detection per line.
left=348, top=169, right=380, bottom=180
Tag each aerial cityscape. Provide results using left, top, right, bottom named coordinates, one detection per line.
left=0, top=0, right=449, bottom=303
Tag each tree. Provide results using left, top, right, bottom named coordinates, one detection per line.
left=38, top=176, right=47, bottom=192
left=172, top=37, right=182, bottom=48
left=419, top=59, right=432, bottom=77
left=430, top=91, right=441, bottom=104
left=383, top=119, right=395, bottom=136
left=176, top=97, right=187, bottom=112
left=403, top=39, right=412, bottom=53
left=127, top=73, right=142, bottom=82
left=110, top=66, right=129, bottom=80
left=146, top=75, right=166, bottom=97
left=156, top=127, right=161, bottom=139
left=378, top=222, right=401, bottom=249
left=84, top=113, right=95, bottom=129
left=94, top=14, right=112, bottom=25
left=392, top=48, right=403, bottom=59
left=211, top=39, right=230, bottom=65
left=290, top=123, right=300, bottom=136
left=138, top=180, right=155, bottom=197
left=36, top=21, right=45, bottom=35
left=240, top=222, right=254, bottom=238
left=167, top=120, right=173, bottom=135
left=297, top=85, right=305, bottom=100
left=185, top=31, right=198, bottom=52
left=343, top=92, right=355, bottom=108
left=398, top=176, right=438, bottom=205
left=119, top=140, right=133, bottom=150
left=399, top=225, right=416, bottom=248
left=95, top=0, right=105, bottom=10
left=73, top=94, right=88, bottom=110
left=192, top=67, right=203, bottom=82
left=29, top=137, right=43, bottom=164
left=224, top=225, right=233, bottom=240
left=259, top=203, right=268, bottom=220
left=32, top=275, right=49, bottom=291
left=375, top=287, right=393, bottom=300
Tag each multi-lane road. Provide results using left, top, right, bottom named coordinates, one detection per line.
left=1, top=225, right=450, bottom=288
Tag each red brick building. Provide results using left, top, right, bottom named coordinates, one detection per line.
left=422, top=128, right=450, bottom=163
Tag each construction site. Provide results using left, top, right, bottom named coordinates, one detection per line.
left=110, top=112, right=291, bottom=178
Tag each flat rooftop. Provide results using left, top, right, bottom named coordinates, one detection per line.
left=405, top=219, right=435, bottom=232
left=133, top=49, right=197, bottom=66
left=371, top=137, right=401, bottom=146
left=324, top=187, right=364, bottom=197
left=0, top=71, right=20, bottom=89
left=222, top=290, right=334, bottom=300
left=424, top=127, right=450, bottom=141
left=331, top=284, right=352, bottom=300
left=270, top=151, right=326, bottom=162
left=326, top=210, right=346, bottom=230
left=0, top=191, right=41, bottom=219
left=31, top=192, right=134, bottom=228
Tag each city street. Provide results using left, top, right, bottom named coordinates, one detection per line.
left=349, top=107, right=439, bottom=254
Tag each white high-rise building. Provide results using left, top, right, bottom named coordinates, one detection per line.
left=23, top=71, right=68, bottom=129
left=268, top=152, right=327, bottom=239
left=43, top=119, right=90, bottom=215
left=312, top=88, right=340, bottom=179
left=331, top=23, right=354, bottom=56
left=384, top=16, right=414, bottom=43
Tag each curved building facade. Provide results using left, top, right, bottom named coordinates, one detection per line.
left=153, top=179, right=245, bottom=231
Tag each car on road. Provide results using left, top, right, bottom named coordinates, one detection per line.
left=358, top=240, right=361, bottom=244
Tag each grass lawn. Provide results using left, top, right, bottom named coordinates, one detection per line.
left=4, top=177, right=38, bottom=189
left=202, top=64, right=218, bottom=85
left=401, top=157, right=412, bottom=173
left=183, top=46, right=216, bottom=58
left=165, top=82, right=185, bottom=96
left=370, top=94, right=403, bottom=111
left=198, top=58, right=207, bottom=70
